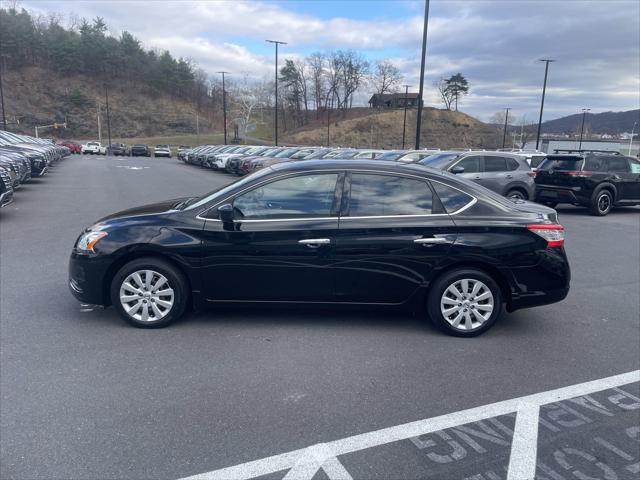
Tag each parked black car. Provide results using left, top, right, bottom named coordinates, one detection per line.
left=69, top=160, right=570, bottom=336
left=131, top=144, right=151, bottom=157
left=0, top=165, right=14, bottom=207
left=110, top=143, right=130, bottom=156
left=535, top=153, right=640, bottom=215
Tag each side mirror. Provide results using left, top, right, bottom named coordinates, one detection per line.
left=218, top=203, right=235, bottom=223
left=450, top=165, right=465, bottom=174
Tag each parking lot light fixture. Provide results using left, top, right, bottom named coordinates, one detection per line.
left=217, top=71, right=229, bottom=145
left=578, top=108, right=590, bottom=150
left=104, top=84, right=112, bottom=153
left=535, top=59, right=555, bottom=150
left=266, top=40, right=287, bottom=146
left=415, top=0, right=430, bottom=150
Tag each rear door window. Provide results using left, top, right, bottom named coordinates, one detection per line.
left=347, top=174, right=433, bottom=216
left=484, top=156, right=508, bottom=172
left=431, top=182, right=475, bottom=213
left=584, top=157, right=608, bottom=171
left=607, top=157, right=630, bottom=173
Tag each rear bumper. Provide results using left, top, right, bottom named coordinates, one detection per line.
left=535, top=185, right=588, bottom=205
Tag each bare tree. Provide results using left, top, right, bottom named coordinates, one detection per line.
left=232, top=75, right=270, bottom=141
left=307, top=52, right=326, bottom=116
left=435, top=77, right=454, bottom=110
left=372, top=59, right=402, bottom=97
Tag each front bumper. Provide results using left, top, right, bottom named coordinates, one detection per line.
left=68, top=251, right=113, bottom=306
left=0, top=190, right=13, bottom=208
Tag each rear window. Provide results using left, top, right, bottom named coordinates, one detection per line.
left=431, top=182, right=474, bottom=213
left=538, top=157, right=584, bottom=171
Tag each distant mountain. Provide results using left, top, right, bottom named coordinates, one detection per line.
left=541, top=109, right=640, bottom=134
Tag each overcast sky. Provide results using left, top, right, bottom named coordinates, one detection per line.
left=20, top=0, right=640, bottom=122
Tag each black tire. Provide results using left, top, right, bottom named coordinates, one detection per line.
left=110, top=257, right=188, bottom=328
left=427, top=268, right=503, bottom=337
left=506, top=189, right=527, bottom=200
left=589, top=188, right=613, bottom=216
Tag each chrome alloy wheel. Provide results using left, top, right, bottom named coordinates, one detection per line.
left=119, top=270, right=174, bottom=322
left=440, top=278, right=494, bottom=331
left=597, top=192, right=611, bottom=213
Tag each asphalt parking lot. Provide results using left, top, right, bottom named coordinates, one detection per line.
left=1, top=155, right=639, bottom=480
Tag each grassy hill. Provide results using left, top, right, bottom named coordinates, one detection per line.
left=3, top=66, right=219, bottom=141
left=282, top=107, right=503, bottom=150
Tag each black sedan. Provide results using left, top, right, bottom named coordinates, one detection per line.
left=130, top=144, right=151, bottom=157
left=68, top=160, right=570, bottom=336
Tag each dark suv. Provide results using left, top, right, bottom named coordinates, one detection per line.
left=535, top=153, right=640, bottom=216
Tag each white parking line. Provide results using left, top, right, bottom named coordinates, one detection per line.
left=179, top=370, right=640, bottom=480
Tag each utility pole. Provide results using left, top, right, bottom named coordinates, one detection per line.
left=196, top=112, right=200, bottom=137
left=0, top=55, right=7, bottom=131
left=535, top=59, right=555, bottom=150
left=326, top=90, right=334, bottom=147
left=266, top=39, right=287, bottom=146
left=97, top=101, right=102, bottom=143
left=414, top=0, right=430, bottom=150
left=502, top=107, right=511, bottom=149
left=104, top=85, right=112, bottom=153
left=218, top=71, right=229, bottom=145
left=578, top=108, right=590, bottom=150
left=402, top=84, right=411, bottom=149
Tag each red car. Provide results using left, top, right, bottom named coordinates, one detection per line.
left=58, top=141, right=82, bottom=154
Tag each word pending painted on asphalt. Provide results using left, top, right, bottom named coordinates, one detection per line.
left=180, top=371, right=640, bottom=480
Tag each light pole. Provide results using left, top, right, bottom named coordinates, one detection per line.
left=578, top=108, right=590, bottom=150
left=266, top=39, right=287, bottom=146
left=535, top=59, right=555, bottom=150
left=217, top=71, right=229, bottom=145
left=629, top=121, right=637, bottom=156
left=414, top=0, right=430, bottom=150
left=401, top=84, right=411, bottom=149
left=104, top=84, right=112, bottom=153
left=502, top=107, right=511, bottom=149
left=0, top=55, right=7, bottom=131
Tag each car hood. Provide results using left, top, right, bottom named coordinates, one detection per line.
left=96, top=197, right=188, bottom=224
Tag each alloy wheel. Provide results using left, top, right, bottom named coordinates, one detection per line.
left=119, top=270, right=174, bottom=322
left=597, top=192, right=611, bottom=214
left=440, top=278, right=494, bottom=331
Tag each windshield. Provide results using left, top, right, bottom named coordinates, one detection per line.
left=274, top=148, right=299, bottom=158
left=376, top=151, right=404, bottom=161
left=184, top=167, right=274, bottom=210
left=420, top=152, right=461, bottom=169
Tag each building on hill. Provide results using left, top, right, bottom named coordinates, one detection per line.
left=368, top=92, right=421, bottom=108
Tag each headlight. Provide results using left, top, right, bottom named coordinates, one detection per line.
left=76, top=231, right=108, bottom=252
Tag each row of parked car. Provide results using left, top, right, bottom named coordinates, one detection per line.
left=58, top=141, right=178, bottom=158
left=177, top=144, right=640, bottom=216
left=0, top=131, right=70, bottom=208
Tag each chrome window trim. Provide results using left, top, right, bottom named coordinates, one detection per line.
left=195, top=168, right=478, bottom=222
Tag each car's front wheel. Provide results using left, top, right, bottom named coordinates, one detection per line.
left=110, top=257, right=188, bottom=328
left=427, top=268, right=503, bottom=337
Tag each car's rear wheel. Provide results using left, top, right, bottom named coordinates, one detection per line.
left=427, top=268, right=503, bottom=337
left=590, top=189, right=613, bottom=216
left=110, top=258, right=188, bottom=328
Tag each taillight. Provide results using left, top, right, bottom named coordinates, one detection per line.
left=526, top=171, right=537, bottom=177
left=527, top=224, right=565, bottom=247
left=563, top=170, right=592, bottom=177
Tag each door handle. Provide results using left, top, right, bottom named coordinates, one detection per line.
left=298, top=238, right=331, bottom=248
left=414, top=237, right=450, bottom=245
left=474, top=176, right=481, bottom=180
left=505, top=174, right=513, bottom=179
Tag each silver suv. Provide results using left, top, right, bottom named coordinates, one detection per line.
left=420, top=151, right=536, bottom=200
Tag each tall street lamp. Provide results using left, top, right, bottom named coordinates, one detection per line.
left=535, top=59, right=555, bottom=150
left=401, top=84, right=411, bottom=149
left=501, top=107, right=511, bottom=149
left=629, top=121, right=638, bottom=156
left=0, top=55, right=8, bottom=131
left=217, top=71, right=229, bottom=145
left=266, top=39, right=287, bottom=146
left=104, top=84, right=112, bottom=153
left=414, top=0, right=430, bottom=150
left=578, top=108, right=590, bottom=150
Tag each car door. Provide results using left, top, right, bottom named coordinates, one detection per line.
left=481, top=156, right=511, bottom=194
left=607, top=156, right=639, bottom=201
left=334, top=172, right=457, bottom=304
left=199, top=172, right=343, bottom=302
left=626, top=158, right=640, bottom=200
left=450, top=155, right=483, bottom=183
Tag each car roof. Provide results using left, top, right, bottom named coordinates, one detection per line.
left=269, top=158, right=442, bottom=177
